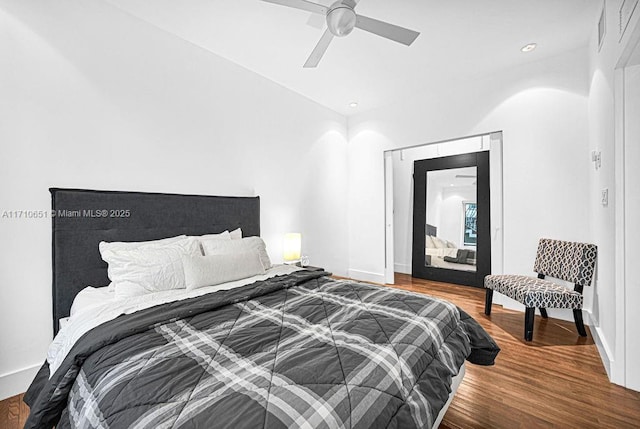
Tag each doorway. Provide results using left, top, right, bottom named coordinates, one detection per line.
left=383, top=132, right=503, bottom=287
left=412, top=151, right=490, bottom=287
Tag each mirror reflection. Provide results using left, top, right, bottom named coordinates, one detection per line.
left=425, top=167, right=477, bottom=272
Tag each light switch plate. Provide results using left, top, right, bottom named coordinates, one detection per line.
left=601, top=188, right=609, bottom=207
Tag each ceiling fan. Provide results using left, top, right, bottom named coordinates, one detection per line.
left=261, top=0, right=420, bottom=68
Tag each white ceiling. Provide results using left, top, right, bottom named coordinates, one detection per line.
left=104, top=0, right=600, bottom=116
left=427, top=166, right=476, bottom=190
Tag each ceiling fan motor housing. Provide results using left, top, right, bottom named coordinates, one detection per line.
left=327, top=3, right=357, bottom=37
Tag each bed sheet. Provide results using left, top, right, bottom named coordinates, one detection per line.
left=48, top=264, right=302, bottom=375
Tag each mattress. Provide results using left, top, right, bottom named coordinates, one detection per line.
left=426, top=248, right=477, bottom=272
left=429, top=256, right=478, bottom=272
left=26, top=270, right=498, bottom=429
left=433, top=363, right=466, bottom=428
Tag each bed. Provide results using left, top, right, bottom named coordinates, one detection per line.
left=24, top=188, right=499, bottom=429
left=425, top=246, right=477, bottom=272
left=425, top=225, right=477, bottom=272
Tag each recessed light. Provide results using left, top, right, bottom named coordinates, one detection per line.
left=521, top=43, right=537, bottom=53
left=349, top=102, right=358, bottom=108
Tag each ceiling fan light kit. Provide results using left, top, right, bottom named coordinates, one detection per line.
left=327, top=5, right=357, bottom=36
left=262, top=0, right=420, bottom=67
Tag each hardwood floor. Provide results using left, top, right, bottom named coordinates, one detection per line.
left=389, top=273, right=640, bottom=429
left=0, top=393, right=28, bottom=429
left=2, top=274, right=639, bottom=428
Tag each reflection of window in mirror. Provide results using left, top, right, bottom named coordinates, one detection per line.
left=463, top=202, right=477, bottom=247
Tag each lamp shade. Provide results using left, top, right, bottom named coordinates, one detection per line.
left=283, top=233, right=302, bottom=262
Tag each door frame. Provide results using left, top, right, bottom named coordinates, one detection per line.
left=383, top=132, right=503, bottom=288
left=613, top=18, right=640, bottom=390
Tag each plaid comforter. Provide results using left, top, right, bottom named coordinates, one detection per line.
left=25, top=270, right=497, bottom=428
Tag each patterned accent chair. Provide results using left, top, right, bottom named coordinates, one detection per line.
left=484, top=239, right=597, bottom=341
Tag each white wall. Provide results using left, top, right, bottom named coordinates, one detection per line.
left=0, top=0, right=348, bottom=399
left=586, top=0, right=640, bottom=387
left=391, top=139, right=483, bottom=274
left=348, top=48, right=591, bottom=311
left=436, top=186, right=475, bottom=247
left=586, top=0, right=621, bottom=382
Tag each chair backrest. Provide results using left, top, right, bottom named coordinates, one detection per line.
left=533, top=238, right=597, bottom=287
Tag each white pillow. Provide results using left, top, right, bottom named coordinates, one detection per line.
left=99, top=235, right=187, bottom=254
left=425, top=235, right=435, bottom=248
left=199, top=231, right=231, bottom=240
left=201, top=236, right=272, bottom=270
left=230, top=228, right=242, bottom=240
left=101, top=238, right=201, bottom=298
left=182, top=251, right=265, bottom=290
left=446, top=240, right=457, bottom=249
left=196, top=231, right=232, bottom=255
left=431, top=236, right=446, bottom=249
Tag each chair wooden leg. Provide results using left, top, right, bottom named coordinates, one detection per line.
left=539, top=308, right=548, bottom=318
left=484, top=289, right=493, bottom=315
left=573, top=309, right=587, bottom=337
left=525, top=307, right=535, bottom=341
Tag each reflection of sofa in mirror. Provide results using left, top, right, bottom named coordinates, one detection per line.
left=425, top=224, right=476, bottom=272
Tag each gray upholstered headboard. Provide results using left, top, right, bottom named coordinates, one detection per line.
left=50, top=188, right=260, bottom=335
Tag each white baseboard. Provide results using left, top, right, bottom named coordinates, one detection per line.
left=347, top=269, right=386, bottom=284
left=393, top=263, right=411, bottom=274
left=587, top=313, right=614, bottom=380
left=0, top=363, right=41, bottom=401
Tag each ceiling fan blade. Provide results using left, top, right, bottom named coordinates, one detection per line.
left=355, top=14, right=419, bottom=46
left=306, top=13, right=326, bottom=29
left=304, top=28, right=334, bottom=68
left=261, top=0, right=327, bottom=15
